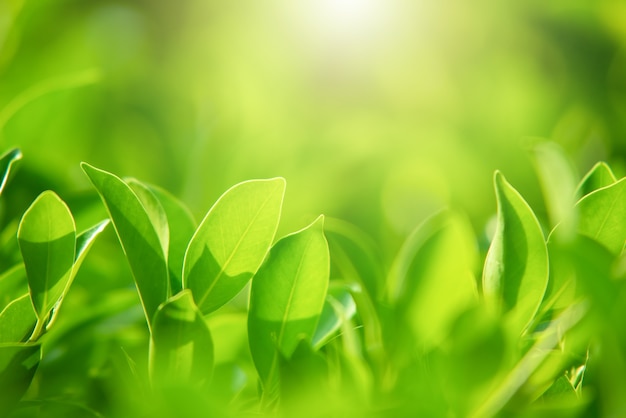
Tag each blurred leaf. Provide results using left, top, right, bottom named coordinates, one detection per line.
left=183, top=178, right=285, bottom=314
left=0, top=343, right=40, bottom=417
left=532, top=142, right=578, bottom=239
left=150, top=185, right=197, bottom=295
left=390, top=211, right=478, bottom=349
left=324, top=218, right=384, bottom=301
left=0, top=264, right=27, bottom=312
left=81, top=163, right=169, bottom=326
left=150, top=290, right=214, bottom=388
left=483, top=172, right=549, bottom=335
left=312, top=285, right=357, bottom=349
left=0, top=294, right=36, bottom=343
left=576, top=162, right=616, bottom=197
left=0, top=148, right=21, bottom=195
left=17, top=191, right=76, bottom=321
left=248, top=216, right=329, bottom=390
left=576, top=177, right=626, bottom=254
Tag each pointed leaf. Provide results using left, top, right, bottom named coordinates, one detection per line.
left=18, top=191, right=76, bottom=320
left=576, top=177, right=626, bottom=254
left=576, top=162, right=616, bottom=197
left=483, top=172, right=549, bottom=335
left=0, top=295, right=36, bottom=343
left=248, top=216, right=329, bottom=387
left=81, top=163, right=169, bottom=325
left=0, top=343, right=40, bottom=417
left=0, top=148, right=21, bottom=195
left=390, top=211, right=478, bottom=348
left=312, top=285, right=357, bottom=349
left=150, top=290, right=214, bottom=387
left=127, top=179, right=170, bottom=262
left=184, top=178, right=285, bottom=314
left=150, top=185, right=197, bottom=295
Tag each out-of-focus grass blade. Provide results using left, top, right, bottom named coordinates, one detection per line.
left=483, top=172, right=549, bottom=336
left=150, top=290, right=214, bottom=388
left=0, top=294, right=36, bottom=343
left=81, top=163, right=169, bottom=326
left=248, top=215, right=329, bottom=390
left=150, top=185, right=197, bottom=295
left=0, top=148, right=21, bottom=195
left=0, top=343, right=41, bottom=417
left=389, top=211, right=478, bottom=349
left=576, top=162, right=616, bottom=197
left=183, top=178, right=285, bottom=314
left=576, top=177, right=626, bottom=254
left=17, top=191, right=76, bottom=323
left=532, top=142, right=578, bottom=239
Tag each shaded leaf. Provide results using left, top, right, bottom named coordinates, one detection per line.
left=0, top=343, right=40, bottom=417
left=0, top=264, right=27, bottom=312
left=248, top=216, right=329, bottom=389
left=150, top=185, right=197, bottom=295
left=576, top=177, right=626, bottom=254
left=0, top=294, right=36, bottom=343
left=576, top=162, right=616, bottom=197
left=483, top=172, right=549, bottom=335
left=0, top=148, right=21, bottom=195
left=150, top=290, right=214, bottom=388
left=18, top=191, right=76, bottom=320
left=184, top=178, right=285, bottom=314
left=81, top=163, right=169, bottom=326
left=312, top=285, right=357, bottom=349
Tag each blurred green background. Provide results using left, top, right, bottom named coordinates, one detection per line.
left=2, top=0, right=626, bottom=244
left=2, top=1, right=626, bottom=415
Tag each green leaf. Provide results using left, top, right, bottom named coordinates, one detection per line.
left=0, top=343, right=40, bottom=417
left=483, top=172, right=549, bottom=335
left=0, top=264, right=27, bottom=312
left=150, top=185, right=197, bottom=295
left=0, top=294, right=36, bottom=343
left=390, top=211, right=478, bottom=349
left=18, top=191, right=76, bottom=320
left=150, top=290, right=214, bottom=388
left=0, top=148, right=21, bottom=195
left=312, top=285, right=357, bottom=349
left=248, top=215, right=329, bottom=388
left=576, top=161, right=616, bottom=197
left=81, top=163, right=169, bottom=326
left=576, top=177, right=626, bottom=254
left=183, top=178, right=285, bottom=314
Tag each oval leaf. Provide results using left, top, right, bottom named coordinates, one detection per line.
left=576, top=177, right=626, bottom=254
left=183, top=178, right=285, bottom=314
left=0, top=295, right=36, bottom=343
left=0, top=148, right=22, bottom=196
left=81, top=163, right=169, bottom=326
left=18, top=191, right=76, bottom=320
left=483, top=172, right=549, bottom=335
left=248, top=215, right=329, bottom=388
left=150, top=290, right=214, bottom=388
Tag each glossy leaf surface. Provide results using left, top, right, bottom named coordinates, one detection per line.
left=483, top=172, right=549, bottom=335
left=248, top=216, right=329, bottom=387
left=0, top=294, right=36, bottom=343
left=184, top=178, right=285, bottom=314
left=81, top=163, right=169, bottom=325
left=0, top=148, right=21, bottom=195
left=18, top=191, right=76, bottom=319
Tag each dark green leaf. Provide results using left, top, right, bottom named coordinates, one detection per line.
left=0, top=343, right=40, bottom=417
left=184, top=178, right=285, bottom=314
left=18, top=191, right=76, bottom=320
left=248, top=215, right=329, bottom=388
left=81, top=163, right=169, bottom=326
left=0, top=265, right=27, bottom=312
left=483, top=172, right=549, bottom=335
left=312, top=285, right=357, bottom=349
left=150, top=290, right=214, bottom=388
left=576, top=161, right=616, bottom=197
